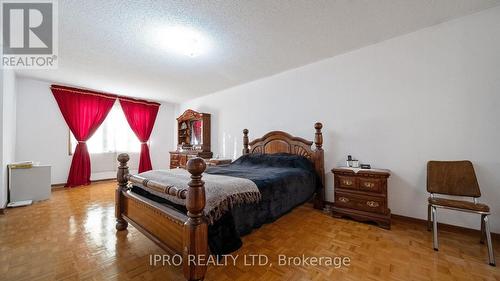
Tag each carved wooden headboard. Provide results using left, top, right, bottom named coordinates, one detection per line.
left=242, top=123, right=325, bottom=209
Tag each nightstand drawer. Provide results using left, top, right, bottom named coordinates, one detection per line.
left=335, top=192, right=386, bottom=214
left=338, top=176, right=357, bottom=189
left=358, top=177, right=382, bottom=193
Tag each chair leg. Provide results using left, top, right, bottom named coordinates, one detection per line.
left=432, top=206, right=439, bottom=251
left=427, top=204, right=432, bottom=231
left=480, top=214, right=486, bottom=244
left=483, top=215, right=496, bottom=266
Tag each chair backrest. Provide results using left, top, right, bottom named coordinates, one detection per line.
left=427, top=160, right=481, bottom=197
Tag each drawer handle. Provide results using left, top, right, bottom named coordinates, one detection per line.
left=366, top=201, right=379, bottom=208
left=342, top=180, right=353, bottom=186
left=363, top=182, right=375, bottom=188
left=338, top=197, right=349, bottom=203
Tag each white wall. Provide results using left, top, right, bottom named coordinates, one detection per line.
left=180, top=6, right=500, bottom=232
left=1, top=69, right=17, bottom=208
left=15, top=77, right=175, bottom=184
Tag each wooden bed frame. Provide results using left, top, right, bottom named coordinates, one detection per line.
left=115, top=122, right=324, bottom=280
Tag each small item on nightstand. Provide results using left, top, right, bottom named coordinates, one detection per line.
left=346, top=155, right=352, bottom=167
left=360, top=164, right=371, bottom=169
left=346, top=155, right=360, bottom=168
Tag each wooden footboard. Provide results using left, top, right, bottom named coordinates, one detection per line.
left=115, top=154, right=208, bottom=281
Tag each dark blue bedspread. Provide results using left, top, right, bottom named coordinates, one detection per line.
left=131, top=153, right=320, bottom=255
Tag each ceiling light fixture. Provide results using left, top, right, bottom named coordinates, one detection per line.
left=152, top=26, right=210, bottom=58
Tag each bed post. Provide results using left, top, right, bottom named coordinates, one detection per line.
left=116, top=153, right=130, bottom=231
left=183, top=158, right=208, bottom=281
left=242, top=129, right=249, bottom=154
left=313, top=122, right=325, bottom=210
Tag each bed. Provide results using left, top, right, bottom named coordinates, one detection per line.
left=115, top=123, right=325, bottom=280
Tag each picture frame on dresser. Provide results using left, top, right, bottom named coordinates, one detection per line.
left=331, top=167, right=391, bottom=229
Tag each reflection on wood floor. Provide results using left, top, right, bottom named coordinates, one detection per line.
left=0, top=181, right=498, bottom=280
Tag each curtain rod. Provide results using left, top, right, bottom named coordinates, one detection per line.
left=50, top=84, right=161, bottom=106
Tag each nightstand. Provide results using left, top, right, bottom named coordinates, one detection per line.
left=331, top=167, right=391, bottom=229
left=206, top=158, right=232, bottom=166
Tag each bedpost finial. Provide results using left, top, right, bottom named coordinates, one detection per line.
left=117, top=153, right=130, bottom=164
left=243, top=129, right=250, bottom=154
left=117, top=153, right=130, bottom=184
left=314, top=122, right=323, bottom=149
left=187, top=157, right=207, bottom=176
left=314, top=122, right=323, bottom=131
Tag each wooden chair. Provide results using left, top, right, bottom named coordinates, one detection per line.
left=427, top=160, right=495, bottom=266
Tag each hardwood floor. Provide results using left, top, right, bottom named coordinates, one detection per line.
left=0, top=181, right=498, bottom=281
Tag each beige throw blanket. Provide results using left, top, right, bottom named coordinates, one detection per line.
left=137, top=169, right=261, bottom=224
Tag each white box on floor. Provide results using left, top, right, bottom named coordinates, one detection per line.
left=8, top=165, right=51, bottom=202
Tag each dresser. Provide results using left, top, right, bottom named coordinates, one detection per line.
left=169, top=151, right=198, bottom=169
left=331, top=167, right=391, bottom=229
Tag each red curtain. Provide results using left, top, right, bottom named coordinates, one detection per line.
left=119, top=98, right=160, bottom=173
left=51, top=85, right=117, bottom=187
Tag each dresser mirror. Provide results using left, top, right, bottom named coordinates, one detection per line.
left=190, top=119, right=203, bottom=147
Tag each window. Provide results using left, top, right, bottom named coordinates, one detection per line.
left=69, top=102, right=141, bottom=154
